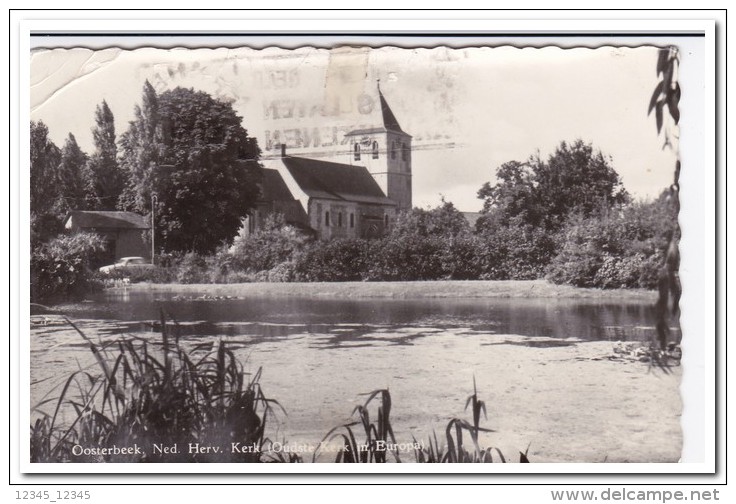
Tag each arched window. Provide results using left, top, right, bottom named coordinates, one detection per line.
left=350, top=213, right=355, bottom=228
left=338, top=212, right=343, bottom=227
left=354, top=143, right=361, bottom=161
left=401, top=142, right=409, bottom=162
left=391, top=141, right=397, bottom=160
left=384, top=214, right=389, bottom=228
left=325, top=211, right=330, bottom=227
left=372, top=141, right=379, bottom=159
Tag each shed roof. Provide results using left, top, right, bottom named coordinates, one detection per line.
left=65, top=211, right=150, bottom=230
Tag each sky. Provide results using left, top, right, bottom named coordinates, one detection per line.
left=30, top=44, right=680, bottom=212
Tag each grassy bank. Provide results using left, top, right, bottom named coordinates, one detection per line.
left=114, top=279, right=657, bottom=301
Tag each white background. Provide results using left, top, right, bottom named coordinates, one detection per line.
left=5, top=5, right=726, bottom=502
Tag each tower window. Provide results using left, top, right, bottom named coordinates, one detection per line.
left=391, top=141, right=397, bottom=160
left=372, top=141, right=379, bottom=159
left=325, top=211, right=330, bottom=227
left=402, top=142, right=409, bottom=161
left=354, top=143, right=361, bottom=161
left=350, top=213, right=355, bottom=228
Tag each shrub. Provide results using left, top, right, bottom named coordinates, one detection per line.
left=30, top=232, right=108, bottom=302
left=229, top=214, right=311, bottom=274
left=439, top=234, right=484, bottom=280
left=545, top=216, right=605, bottom=287
left=294, top=239, right=369, bottom=282
left=203, top=245, right=237, bottom=283
left=264, top=260, right=299, bottom=282
left=156, top=251, right=184, bottom=269
left=547, top=196, right=677, bottom=289
left=175, top=252, right=207, bottom=284
left=475, top=219, right=557, bottom=280
left=364, top=235, right=447, bottom=281
left=391, top=200, right=470, bottom=239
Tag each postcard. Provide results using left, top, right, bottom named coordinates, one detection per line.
left=20, top=26, right=712, bottom=474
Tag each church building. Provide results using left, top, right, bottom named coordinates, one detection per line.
left=245, top=84, right=412, bottom=240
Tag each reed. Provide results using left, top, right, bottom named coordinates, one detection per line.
left=30, top=313, right=284, bottom=463
left=318, top=380, right=531, bottom=463
left=313, top=389, right=401, bottom=463
left=414, top=378, right=529, bottom=463
left=31, top=318, right=530, bottom=464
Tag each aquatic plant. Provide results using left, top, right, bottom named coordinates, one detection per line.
left=31, top=316, right=532, bottom=464
left=413, top=378, right=530, bottom=463
left=313, top=389, right=400, bottom=463
left=317, top=380, right=531, bottom=464
left=30, top=314, right=285, bottom=463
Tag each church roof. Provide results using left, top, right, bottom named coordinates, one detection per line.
left=278, top=156, right=396, bottom=206
left=343, top=127, right=389, bottom=137
left=378, top=87, right=407, bottom=135
left=345, top=86, right=411, bottom=138
left=259, top=168, right=296, bottom=201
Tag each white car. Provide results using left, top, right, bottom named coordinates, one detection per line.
left=99, top=257, right=156, bottom=274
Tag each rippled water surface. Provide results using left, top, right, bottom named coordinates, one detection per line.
left=44, top=288, right=662, bottom=340
left=29, top=287, right=681, bottom=462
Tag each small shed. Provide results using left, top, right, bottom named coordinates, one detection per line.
left=64, top=211, right=150, bottom=266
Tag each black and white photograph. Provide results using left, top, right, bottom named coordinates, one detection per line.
left=24, top=31, right=703, bottom=471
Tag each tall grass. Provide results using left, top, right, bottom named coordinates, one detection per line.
left=30, top=314, right=285, bottom=463
left=317, top=380, right=531, bottom=463
left=413, top=378, right=529, bottom=463
left=313, top=389, right=401, bottom=463
left=31, top=319, right=531, bottom=464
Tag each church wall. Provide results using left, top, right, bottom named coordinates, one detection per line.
left=243, top=200, right=309, bottom=236
left=309, top=198, right=397, bottom=240
left=347, top=130, right=412, bottom=211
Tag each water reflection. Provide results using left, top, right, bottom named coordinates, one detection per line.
left=49, top=290, right=674, bottom=343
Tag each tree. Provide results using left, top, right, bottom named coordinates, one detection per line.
left=30, top=120, right=63, bottom=243
left=30, top=120, right=61, bottom=216
left=121, top=86, right=261, bottom=254
left=57, top=133, right=89, bottom=212
left=477, top=160, right=539, bottom=227
left=118, top=80, right=163, bottom=213
left=647, top=46, right=681, bottom=351
left=477, top=140, right=629, bottom=232
left=85, top=100, right=124, bottom=210
left=391, top=199, right=470, bottom=238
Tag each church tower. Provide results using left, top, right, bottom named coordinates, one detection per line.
left=344, top=83, right=412, bottom=211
